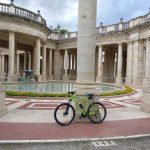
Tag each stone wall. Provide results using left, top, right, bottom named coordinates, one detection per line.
left=0, top=86, right=7, bottom=117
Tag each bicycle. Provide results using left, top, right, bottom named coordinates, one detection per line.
left=54, top=91, right=107, bottom=126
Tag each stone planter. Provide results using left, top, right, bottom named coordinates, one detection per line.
left=0, top=86, right=7, bottom=117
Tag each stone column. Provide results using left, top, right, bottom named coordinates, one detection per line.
left=96, top=45, right=103, bottom=83
left=0, top=56, right=1, bottom=74
left=42, top=43, right=46, bottom=80
left=77, top=0, right=97, bottom=83
left=72, top=52, right=74, bottom=74
left=17, top=53, right=20, bottom=75
left=126, top=42, right=133, bottom=85
left=138, top=40, right=144, bottom=86
left=141, top=38, right=150, bottom=113
left=144, top=38, right=150, bottom=82
left=24, top=53, right=26, bottom=71
left=34, top=38, right=41, bottom=80
left=76, top=0, right=99, bottom=96
left=60, top=52, right=63, bottom=78
left=68, top=53, right=71, bottom=76
left=132, top=41, right=139, bottom=86
left=0, top=55, right=4, bottom=81
left=63, top=49, right=68, bottom=80
left=14, top=43, right=17, bottom=75
left=49, top=49, right=53, bottom=80
left=116, top=43, right=123, bottom=84
left=53, top=50, right=60, bottom=80
left=28, top=52, right=31, bottom=70
left=8, top=32, right=15, bottom=81
left=1, top=55, right=4, bottom=74
left=1, top=55, right=5, bottom=81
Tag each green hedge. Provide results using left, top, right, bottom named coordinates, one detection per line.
left=6, top=91, right=70, bottom=97
left=6, top=86, right=134, bottom=97
left=100, top=86, right=134, bottom=96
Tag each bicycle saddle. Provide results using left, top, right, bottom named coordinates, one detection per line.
left=87, top=93, right=94, bottom=100
left=68, top=91, right=76, bottom=95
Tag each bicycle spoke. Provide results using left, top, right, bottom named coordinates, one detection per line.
left=54, top=103, right=75, bottom=126
left=87, top=102, right=107, bottom=123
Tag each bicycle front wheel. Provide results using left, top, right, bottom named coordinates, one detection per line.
left=87, top=102, right=107, bottom=124
left=54, top=103, right=75, bottom=126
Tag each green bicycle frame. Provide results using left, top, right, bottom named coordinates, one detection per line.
left=69, top=95, right=93, bottom=116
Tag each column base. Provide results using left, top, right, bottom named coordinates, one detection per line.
left=116, top=76, right=122, bottom=85
left=7, top=74, right=17, bottom=82
left=39, top=75, right=46, bottom=81
left=35, top=75, right=45, bottom=82
left=125, top=77, right=132, bottom=86
left=0, top=72, right=6, bottom=82
left=96, top=76, right=103, bottom=83
left=63, top=75, right=68, bottom=81
left=49, top=74, right=53, bottom=80
left=74, top=82, right=100, bottom=98
left=53, top=75, right=61, bottom=80
left=143, top=77, right=150, bottom=86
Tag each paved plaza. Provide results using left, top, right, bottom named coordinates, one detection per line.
left=0, top=89, right=150, bottom=142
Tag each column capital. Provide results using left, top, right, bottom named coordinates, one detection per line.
left=127, top=41, right=133, bottom=44
left=42, top=42, right=47, bottom=46
left=98, top=44, right=103, bottom=48
left=117, top=43, right=123, bottom=46
left=9, top=31, right=15, bottom=36
left=116, top=42, right=123, bottom=84
left=147, top=37, right=150, bottom=41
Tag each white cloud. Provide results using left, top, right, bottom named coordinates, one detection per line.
left=0, top=0, right=149, bottom=31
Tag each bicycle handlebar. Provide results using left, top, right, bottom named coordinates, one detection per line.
left=68, top=91, right=76, bottom=95
left=68, top=91, right=94, bottom=99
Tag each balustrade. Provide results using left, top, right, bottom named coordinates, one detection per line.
left=0, top=3, right=9, bottom=12
left=0, top=2, right=46, bottom=25
left=1, top=2, right=150, bottom=40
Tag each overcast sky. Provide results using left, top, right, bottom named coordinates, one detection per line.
left=0, top=0, right=150, bottom=31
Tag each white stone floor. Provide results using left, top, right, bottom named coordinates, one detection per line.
left=0, top=88, right=150, bottom=123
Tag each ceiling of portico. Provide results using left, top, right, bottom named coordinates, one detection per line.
left=0, top=31, right=34, bottom=51
left=102, top=43, right=127, bottom=51
left=0, top=30, right=37, bottom=45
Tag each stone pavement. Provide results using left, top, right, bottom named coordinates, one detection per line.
left=0, top=88, right=150, bottom=142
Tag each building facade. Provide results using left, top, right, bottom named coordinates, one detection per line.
left=0, top=2, right=150, bottom=87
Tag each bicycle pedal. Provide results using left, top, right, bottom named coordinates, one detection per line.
left=79, top=114, right=86, bottom=119
left=79, top=116, right=82, bottom=119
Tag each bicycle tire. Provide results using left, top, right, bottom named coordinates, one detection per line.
left=54, top=103, right=75, bottom=126
left=87, top=102, right=107, bottom=124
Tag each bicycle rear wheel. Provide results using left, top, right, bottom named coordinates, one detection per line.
left=54, top=103, right=75, bottom=126
left=87, top=102, right=107, bottom=124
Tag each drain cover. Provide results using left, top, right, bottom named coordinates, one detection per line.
left=92, top=140, right=117, bottom=147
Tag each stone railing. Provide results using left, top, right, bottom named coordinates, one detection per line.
left=0, top=2, right=46, bottom=25
left=97, top=11, right=150, bottom=35
left=49, top=11, right=150, bottom=40
left=49, top=32, right=77, bottom=40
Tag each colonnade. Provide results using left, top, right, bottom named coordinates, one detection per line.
left=0, top=31, right=150, bottom=86
left=96, top=38, right=149, bottom=86
left=0, top=33, right=77, bottom=82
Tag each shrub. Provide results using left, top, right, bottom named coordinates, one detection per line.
left=100, top=86, right=134, bottom=96
left=5, top=86, right=134, bottom=97
left=6, top=91, right=70, bottom=97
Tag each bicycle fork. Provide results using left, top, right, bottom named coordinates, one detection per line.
left=63, top=99, right=72, bottom=116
